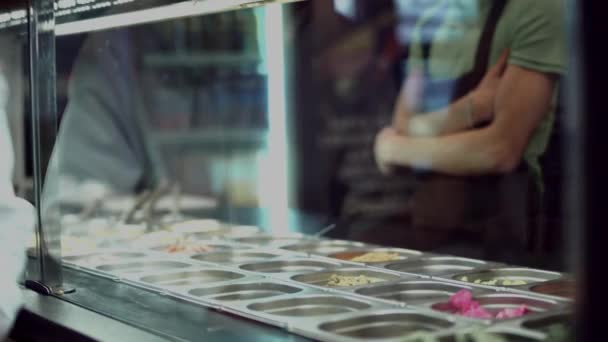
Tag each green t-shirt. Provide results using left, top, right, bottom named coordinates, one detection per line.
left=407, top=0, right=566, bottom=185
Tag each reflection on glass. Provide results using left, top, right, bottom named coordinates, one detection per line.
left=324, top=0, right=565, bottom=268
left=44, top=1, right=569, bottom=267
left=45, top=7, right=279, bottom=254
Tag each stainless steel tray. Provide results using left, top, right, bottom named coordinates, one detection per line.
left=281, top=240, right=374, bottom=256
left=297, top=309, right=474, bottom=342
left=139, top=268, right=250, bottom=288
left=422, top=292, right=570, bottom=324
left=448, top=267, right=564, bottom=289
left=352, top=280, right=484, bottom=306
left=61, top=232, right=572, bottom=342
left=187, top=280, right=307, bottom=304
left=325, top=247, right=423, bottom=265
left=384, top=256, right=498, bottom=278
left=245, top=294, right=377, bottom=318
left=289, top=267, right=410, bottom=290
left=238, top=258, right=344, bottom=274
left=190, top=250, right=286, bottom=265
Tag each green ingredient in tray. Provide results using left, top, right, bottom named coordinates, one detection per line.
left=326, top=274, right=384, bottom=287
left=399, top=328, right=509, bottom=342
left=459, top=276, right=527, bottom=286
left=543, top=323, right=572, bottom=342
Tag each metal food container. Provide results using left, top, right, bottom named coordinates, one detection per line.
left=186, top=280, right=307, bottom=304
left=95, top=259, right=195, bottom=276
left=281, top=240, right=372, bottom=256
left=527, top=279, right=576, bottom=301
left=384, top=256, right=497, bottom=277
left=326, top=248, right=423, bottom=265
left=427, top=292, right=570, bottom=323
left=290, top=268, right=407, bottom=290
left=138, top=268, right=250, bottom=288
left=246, top=294, right=375, bottom=318
left=191, top=250, right=285, bottom=265
left=150, top=241, right=254, bottom=255
left=238, top=259, right=343, bottom=275
left=353, top=280, right=482, bottom=306
left=450, top=268, right=564, bottom=289
left=303, top=309, right=468, bottom=341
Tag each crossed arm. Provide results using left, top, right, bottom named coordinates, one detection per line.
left=375, top=64, right=557, bottom=176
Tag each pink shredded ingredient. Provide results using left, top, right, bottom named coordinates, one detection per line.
left=449, top=289, right=473, bottom=310
left=495, top=305, right=529, bottom=319
left=446, top=290, right=529, bottom=320
left=462, top=305, right=493, bottom=319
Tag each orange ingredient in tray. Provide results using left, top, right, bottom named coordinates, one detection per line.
left=330, top=251, right=401, bottom=263
left=164, top=241, right=215, bottom=254
left=331, top=252, right=365, bottom=261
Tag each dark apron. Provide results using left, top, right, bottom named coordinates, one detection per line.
left=342, top=0, right=538, bottom=261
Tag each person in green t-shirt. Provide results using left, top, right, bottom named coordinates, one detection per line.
left=370, top=0, right=565, bottom=260
left=375, top=0, right=565, bottom=179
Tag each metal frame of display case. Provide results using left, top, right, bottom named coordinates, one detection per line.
left=5, top=0, right=589, bottom=341
left=26, top=0, right=65, bottom=295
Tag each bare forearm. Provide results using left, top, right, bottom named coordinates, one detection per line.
left=406, top=93, right=489, bottom=137
left=384, top=67, right=556, bottom=176
left=386, top=128, right=510, bottom=175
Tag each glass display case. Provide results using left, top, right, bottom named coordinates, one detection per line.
left=1, top=0, right=582, bottom=340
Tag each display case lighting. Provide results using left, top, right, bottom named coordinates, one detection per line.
left=54, top=0, right=301, bottom=36
left=92, top=2, right=112, bottom=10
left=58, top=0, right=77, bottom=9
left=0, top=0, right=302, bottom=34
left=259, top=3, right=289, bottom=233
left=72, top=5, right=92, bottom=14
left=57, top=9, right=72, bottom=16
left=10, top=10, right=26, bottom=20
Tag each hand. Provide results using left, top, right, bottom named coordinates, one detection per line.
left=374, top=127, right=400, bottom=175
left=392, top=67, right=425, bottom=133
left=470, top=49, right=510, bottom=122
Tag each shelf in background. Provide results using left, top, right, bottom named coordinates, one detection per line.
left=143, top=52, right=262, bottom=68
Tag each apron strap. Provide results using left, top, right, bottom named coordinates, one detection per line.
left=453, top=0, right=509, bottom=99
left=421, top=0, right=509, bottom=97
